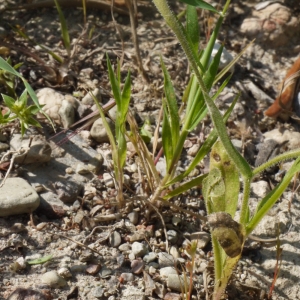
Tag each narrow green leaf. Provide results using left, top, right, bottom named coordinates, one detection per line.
left=186, top=5, right=200, bottom=54
left=188, top=74, right=232, bottom=130
left=162, top=101, right=173, bottom=171
left=120, top=70, right=131, bottom=121
left=246, top=157, right=300, bottom=235
left=106, top=54, right=122, bottom=107
left=168, top=91, right=238, bottom=186
left=27, top=255, right=53, bottom=265
left=2, top=94, right=15, bottom=109
left=200, top=15, right=223, bottom=71
left=180, top=0, right=220, bottom=14
left=164, top=173, right=207, bottom=200
left=161, top=57, right=180, bottom=150
left=213, top=40, right=254, bottom=84
left=27, top=117, right=42, bottom=128
left=204, top=43, right=223, bottom=89
left=19, top=90, right=28, bottom=107
left=0, top=57, right=54, bottom=128
left=54, top=0, right=71, bottom=56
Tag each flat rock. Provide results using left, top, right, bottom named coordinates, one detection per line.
left=10, top=133, right=51, bottom=164
left=0, top=178, right=40, bottom=217
left=23, top=131, right=104, bottom=211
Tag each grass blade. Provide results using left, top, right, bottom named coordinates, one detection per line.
left=54, top=0, right=71, bottom=57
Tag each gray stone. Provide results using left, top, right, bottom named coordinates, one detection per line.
left=90, top=117, right=114, bottom=143
left=36, top=88, right=80, bottom=129
left=156, top=158, right=166, bottom=177
left=167, top=230, right=178, bottom=243
left=190, top=232, right=211, bottom=249
left=103, top=173, right=114, bottom=188
left=119, top=243, right=131, bottom=252
left=131, top=259, right=145, bottom=274
left=240, top=3, right=299, bottom=47
left=169, top=246, right=180, bottom=259
left=155, top=282, right=166, bottom=298
left=251, top=181, right=270, bottom=199
left=158, top=252, right=176, bottom=267
left=57, top=267, right=72, bottom=278
left=143, top=252, right=157, bottom=263
left=92, top=286, right=104, bottom=299
left=159, top=267, right=177, bottom=277
left=59, top=100, right=75, bottom=129
left=99, top=267, right=113, bottom=278
left=41, top=270, right=66, bottom=288
left=82, top=88, right=101, bottom=106
left=70, top=264, right=86, bottom=273
left=131, top=242, right=148, bottom=257
left=0, top=178, right=40, bottom=217
left=120, top=273, right=135, bottom=282
left=127, top=211, right=139, bottom=225
left=10, top=133, right=51, bottom=164
left=167, top=274, right=189, bottom=292
left=109, top=231, right=122, bottom=247
left=54, top=180, right=83, bottom=203
left=187, top=144, right=200, bottom=156
left=149, top=262, right=159, bottom=269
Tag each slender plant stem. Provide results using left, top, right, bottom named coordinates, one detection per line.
left=252, top=149, right=300, bottom=177
left=239, top=178, right=251, bottom=225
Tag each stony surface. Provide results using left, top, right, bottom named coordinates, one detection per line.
left=0, top=178, right=40, bottom=216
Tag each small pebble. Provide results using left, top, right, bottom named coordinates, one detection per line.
left=131, top=242, right=148, bottom=257
left=41, top=271, right=67, bottom=288
left=99, top=267, right=113, bottom=278
left=92, top=287, right=104, bottom=299
left=103, top=173, right=114, bottom=188
left=167, top=274, right=187, bottom=292
left=120, top=273, right=135, bottom=282
left=57, top=267, right=72, bottom=278
left=118, top=243, right=131, bottom=252
left=127, top=211, right=139, bottom=225
left=143, top=252, right=157, bottom=263
left=109, top=231, right=122, bottom=247
left=167, top=230, right=178, bottom=243
left=158, top=252, right=176, bottom=267
left=160, top=266, right=177, bottom=277
left=86, top=264, right=101, bottom=275
left=131, top=259, right=145, bottom=274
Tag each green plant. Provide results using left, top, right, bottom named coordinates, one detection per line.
left=0, top=56, right=52, bottom=135
left=93, top=54, right=131, bottom=206
left=150, top=0, right=300, bottom=299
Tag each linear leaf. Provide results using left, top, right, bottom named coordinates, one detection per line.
left=106, top=54, right=121, bottom=107
left=161, top=57, right=180, bottom=150
left=186, top=5, right=200, bottom=54
left=54, top=0, right=71, bottom=56
left=180, top=0, right=220, bottom=14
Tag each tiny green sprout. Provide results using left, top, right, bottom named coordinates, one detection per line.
left=185, top=240, right=198, bottom=257
left=27, top=254, right=53, bottom=265
left=1, top=90, right=43, bottom=136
